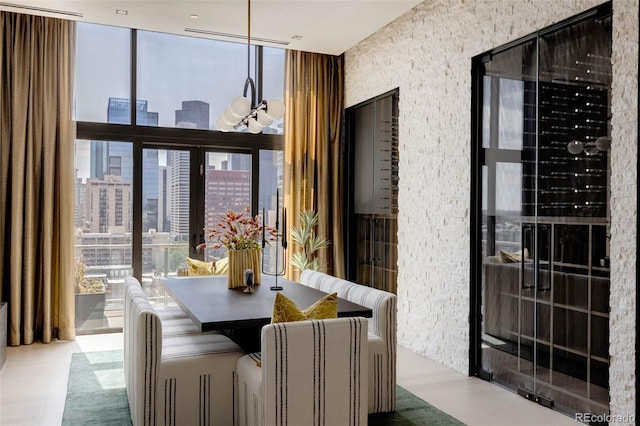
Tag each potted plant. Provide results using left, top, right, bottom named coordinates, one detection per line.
left=198, top=207, right=277, bottom=288
left=290, top=210, right=330, bottom=273
left=74, top=257, right=107, bottom=328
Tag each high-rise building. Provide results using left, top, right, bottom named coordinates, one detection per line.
left=91, top=97, right=158, bottom=183
left=107, top=97, right=159, bottom=126
left=142, top=149, right=159, bottom=232
left=167, top=100, right=210, bottom=237
left=203, top=168, right=252, bottom=260
left=168, top=150, right=190, bottom=237
left=75, top=171, right=86, bottom=230
left=175, top=100, right=209, bottom=129
left=258, top=150, right=283, bottom=208
left=158, top=165, right=169, bottom=232
left=231, top=154, right=251, bottom=171
left=84, top=175, right=131, bottom=233
left=205, top=169, right=251, bottom=225
left=86, top=98, right=161, bottom=232
left=89, top=141, right=107, bottom=181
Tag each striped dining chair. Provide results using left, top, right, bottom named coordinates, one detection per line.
left=236, top=317, right=369, bottom=426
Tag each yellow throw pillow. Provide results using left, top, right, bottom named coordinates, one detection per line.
left=186, top=257, right=214, bottom=276
left=186, top=257, right=230, bottom=276
left=499, top=248, right=529, bottom=263
left=271, top=292, right=338, bottom=324
left=212, top=257, right=229, bottom=275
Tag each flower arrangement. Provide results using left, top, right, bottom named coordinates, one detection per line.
left=197, top=206, right=277, bottom=252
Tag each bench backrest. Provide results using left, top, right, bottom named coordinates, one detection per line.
left=299, top=270, right=397, bottom=342
left=299, top=269, right=357, bottom=299
left=124, top=277, right=162, bottom=426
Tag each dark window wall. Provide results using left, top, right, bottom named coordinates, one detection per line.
left=74, top=24, right=284, bottom=333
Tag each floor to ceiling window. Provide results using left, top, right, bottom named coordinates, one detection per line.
left=471, top=3, right=611, bottom=419
left=73, top=23, right=285, bottom=333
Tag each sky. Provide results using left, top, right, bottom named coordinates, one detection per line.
left=73, top=22, right=285, bottom=179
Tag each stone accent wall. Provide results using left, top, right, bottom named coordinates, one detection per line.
left=345, top=0, right=637, bottom=419
left=609, top=0, right=638, bottom=420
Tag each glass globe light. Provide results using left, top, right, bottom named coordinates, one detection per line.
left=229, top=96, right=251, bottom=118
left=247, top=117, right=264, bottom=134
left=256, top=110, right=274, bottom=127
left=216, top=115, right=234, bottom=132
left=595, top=136, right=611, bottom=151
left=584, top=144, right=599, bottom=156
left=264, top=99, right=285, bottom=120
left=567, top=140, right=584, bottom=155
left=223, top=107, right=239, bottom=126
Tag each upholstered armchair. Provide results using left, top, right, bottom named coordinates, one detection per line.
left=236, top=317, right=369, bottom=426
left=299, top=269, right=397, bottom=413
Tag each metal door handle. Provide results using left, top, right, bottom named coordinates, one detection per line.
left=521, top=224, right=535, bottom=289
left=537, top=225, right=551, bottom=292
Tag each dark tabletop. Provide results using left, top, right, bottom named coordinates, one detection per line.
left=161, top=275, right=372, bottom=332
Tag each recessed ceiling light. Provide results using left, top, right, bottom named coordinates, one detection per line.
left=291, top=35, right=303, bottom=40
left=115, top=9, right=128, bottom=15
left=190, top=14, right=199, bottom=19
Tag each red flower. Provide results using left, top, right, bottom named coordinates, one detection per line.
left=199, top=206, right=277, bottom=251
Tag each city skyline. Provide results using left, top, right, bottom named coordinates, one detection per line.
left=75, top=97, right=242, bottom=181
left=76, top=96, right=249, bottom=233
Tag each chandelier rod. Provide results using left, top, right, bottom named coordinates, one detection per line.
left=243, top=0, right=256, bottom=108
left=246, top=0, right=250, bottom=81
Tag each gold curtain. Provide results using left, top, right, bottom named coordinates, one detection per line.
left=284, top=51, right=344, bottom=280
left=0, top=12, right=76, bottom=345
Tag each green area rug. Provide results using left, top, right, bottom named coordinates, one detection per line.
left=63, top=350, right=465, bottom=425
left=62, top=350, right=132, bottom=425
left=369, top=386, right=466, bottom=425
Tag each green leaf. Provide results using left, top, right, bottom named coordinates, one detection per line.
left=291, top=252, right=310, bottom=271
left=291, top=226, right=311, bottom=246
left=308, top=235, right=330, bottom=254
left=289, top=209, right=331, bottom=273
left=300, top=210, right=319, bottom=229
left=309, top=259, right=321, bottom=271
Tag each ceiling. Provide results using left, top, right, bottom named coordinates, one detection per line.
left=0, top=0, right=425, bottom=55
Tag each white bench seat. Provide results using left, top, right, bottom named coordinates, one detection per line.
left=124, top=276, right=246, bottom=426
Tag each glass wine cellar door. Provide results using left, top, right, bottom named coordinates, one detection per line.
left=475, top=5, right=611, bottom=418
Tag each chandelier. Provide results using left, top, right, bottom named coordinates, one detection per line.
left=216, top=0, right=285, bottom=133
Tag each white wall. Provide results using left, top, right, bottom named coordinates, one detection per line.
left=344, top=0, right=637, bottom=419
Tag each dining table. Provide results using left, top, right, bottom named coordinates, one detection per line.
left=161, top=274, right=372, bottom=352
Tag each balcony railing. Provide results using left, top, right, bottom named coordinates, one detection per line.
left=75, top=241, right=190, bottom=333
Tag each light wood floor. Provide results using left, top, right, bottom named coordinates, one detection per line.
left=0, top=333, right=577, bottom=425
